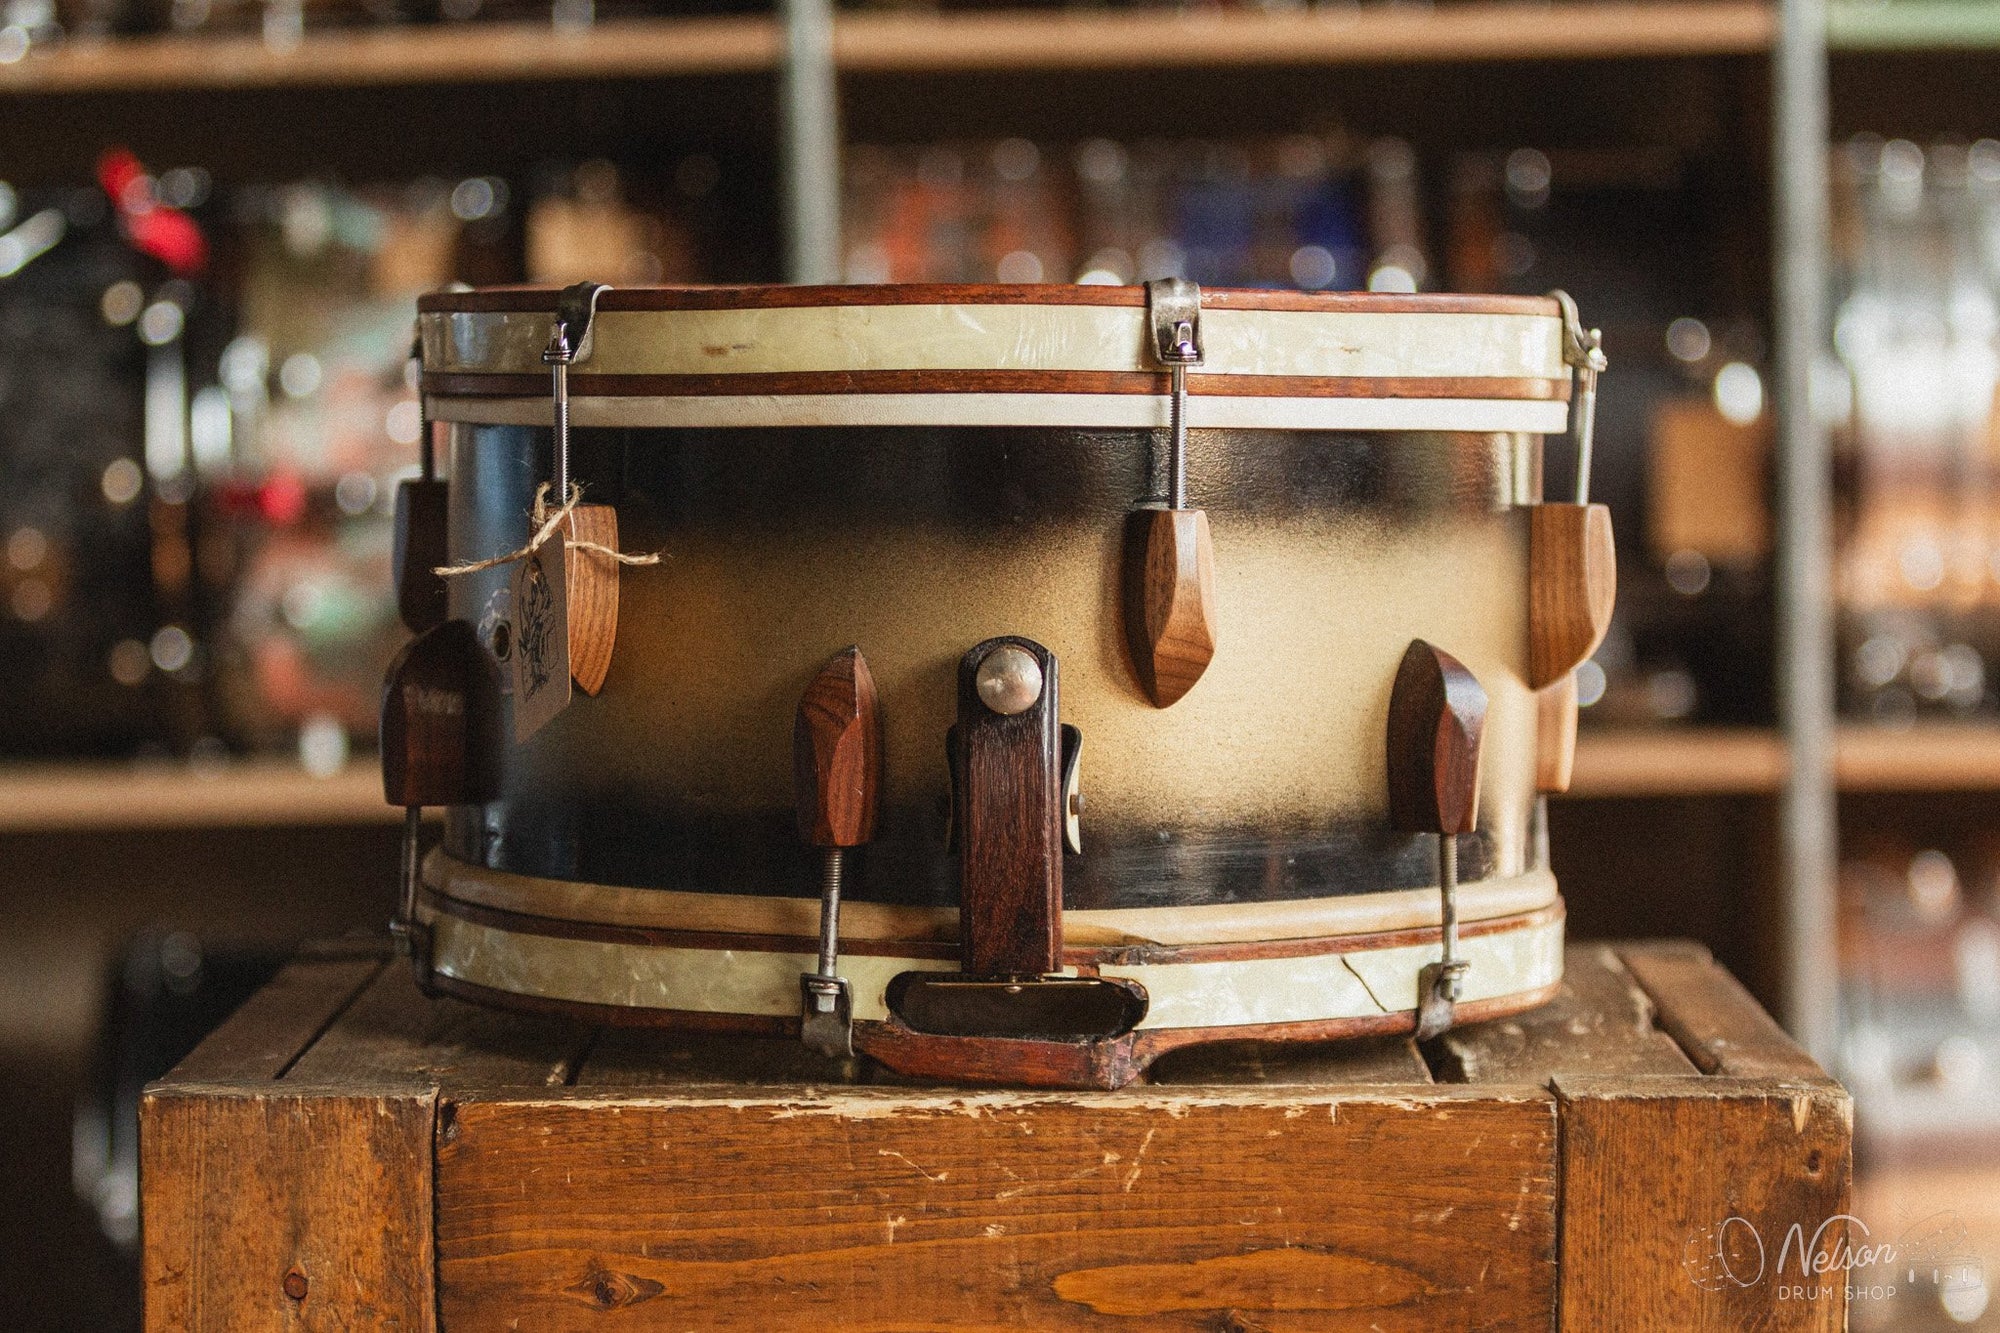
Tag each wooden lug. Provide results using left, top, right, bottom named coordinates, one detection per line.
left=1536, top=673, right=1580, bottom=794
left=381, top=619, right=502, bottom=810
left=564, top=502, right=621, bottom=696
left=1123, top=507, right=1217, bottom=707
left=1386, top=640, right=1488, bottom=837
left=391, top=477, right=449, bottom=634
left=1528, top=501, right=1616, bottom=688
left=793, top=646, right=883, bottom=849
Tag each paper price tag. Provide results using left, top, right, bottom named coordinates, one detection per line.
left=509, top=538, right=572, bottom=743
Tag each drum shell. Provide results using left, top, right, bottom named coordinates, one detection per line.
left=441, top=421, right=1544, bottom=912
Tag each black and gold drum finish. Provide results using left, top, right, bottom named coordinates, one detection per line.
left=388, top=282, right=1615, bottom=1088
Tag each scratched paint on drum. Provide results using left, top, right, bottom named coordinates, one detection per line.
left=424, top=304, right=1565, bottom=382
left=429, top=391, right=1570, bottom=436
left=444, top=423, right=1534, bottom=908
left=417, top=900, right=1566, bottom=1029
left=1099, top=911, right=1566, bottom=1029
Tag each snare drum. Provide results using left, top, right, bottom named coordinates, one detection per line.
left=390, top=282, right=1613, bottom=1088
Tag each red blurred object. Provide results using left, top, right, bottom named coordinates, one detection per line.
left=257, top=474, right=309, bottom=526
left=97, top=148, right=208, bottom=277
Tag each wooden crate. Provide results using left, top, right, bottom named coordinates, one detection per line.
left=142, top=940, right=1849, bottom=1331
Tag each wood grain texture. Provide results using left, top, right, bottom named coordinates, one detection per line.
left=1122, top=508, right=1217, bottom=708
left=1552, top=942, right=1851, bottom=1332
left=1557, top=1077, right=1851, bottom=1332
left=433, top=1089, right=1557, bottom=1330
left=1617, top=940, right=1829, bottom=1080
left=792, top=646, right=883, bottom=848
left=145, top=941, right=1849, bottom=1330
left=1536, top=673, right=1580, bottom=794
left=164, top=953, right=385, bottom=1085
left=955, top=637, right=1063, bottom=977
left=1527, top=502, right=1617, bottom=688
left=144, top=1087, right=437, bottom=1332
left=379, top=620, right=501, bottom=810
left=424, top=966, right=1565, bottom=1091
left=563, top=503, right=619, bottom=697
left=142, top=955, right=432, bottom=1333
left=1149, top=1033, right=1432, bottom=1086
left=287, top=962, right=593, bottom=1091
left=392, top=477, right=449, bottom=634
left=1386, top=640, right=1488, bottom=836
left=1427, top=942, right=1695, bottom=1084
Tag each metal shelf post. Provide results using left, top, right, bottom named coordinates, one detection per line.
left=1773, top=0, right=1837, bottom=1062
left=780, top=0, right=842, bottom=283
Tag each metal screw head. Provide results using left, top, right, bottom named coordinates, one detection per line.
left=975, top=645, right=1043, bottom=715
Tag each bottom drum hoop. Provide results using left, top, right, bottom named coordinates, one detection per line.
left=414, top=853, right=1566, bottom=1088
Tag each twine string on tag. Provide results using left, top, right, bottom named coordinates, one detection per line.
left=434, top=483, right=661, bottom=577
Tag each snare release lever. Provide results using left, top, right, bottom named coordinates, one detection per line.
left=1387, top=639, right=1489, bottom=1042
left=793, top=646, right=882, bottom=1058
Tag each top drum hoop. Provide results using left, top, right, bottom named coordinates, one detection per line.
left=418, top=284, right=1574, bottom=435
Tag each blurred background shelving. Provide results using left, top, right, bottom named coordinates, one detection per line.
left=4, top=0, right=2000, bottom=1324
left=0, top=2, right=1777, bottom=93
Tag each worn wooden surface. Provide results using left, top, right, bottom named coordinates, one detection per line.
left=144, top=939, right=1849, bottom=1331
left=142, top=944, right=437, bottom=1333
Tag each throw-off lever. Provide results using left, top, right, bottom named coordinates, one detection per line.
left=1386, top=640, right=1489, bottom=1041
left=793, top=646, right=882, bottom=1057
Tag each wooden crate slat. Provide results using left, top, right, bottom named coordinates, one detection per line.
left=1617, top=940, right=1828, bottom=1080
left=574, top=1026, right=848, bottom=1088
left=163, top=953, right=385, bottom=1085
left=143, top=942, right=1850, bottom=1329
left=573, top=1022, right=1435, bottom=1090
left=434, top=1088, right=1556, bottom=1330
left=142, top=1086, right=436, bottom=1331
left=1555, top=1075, right=1852, bottom=1332
left=287, top=960, right=593, bottom=1091
left=1148, top=1033, right=1433, bottom=1086
left=1428, top=942, right=1698, bottom=1084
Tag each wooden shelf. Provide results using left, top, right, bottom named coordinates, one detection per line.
left=833, top=3, right=1774, bottom=71
left=0, top=16, right=777, bottom=95
left=0, top=759, right=393, bottom=832
left=0, top=2, right=1770, bottom=96
left=1834, top=722, right=2000, bottom=791
left=1567, top=722, right=2000, bottom=797
left=1568, top=727, right=1788, bottom=797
